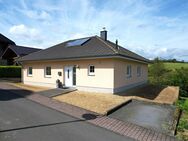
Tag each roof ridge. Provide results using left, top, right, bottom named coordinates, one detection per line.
left=68, top=35, right=95, bottom=42
left=95, top=36, right=118, bottom=54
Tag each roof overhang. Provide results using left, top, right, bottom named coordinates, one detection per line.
left=18, top=54, right=150, bottom=64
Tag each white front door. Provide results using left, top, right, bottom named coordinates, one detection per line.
left=64, top=66, right=73, bottom=87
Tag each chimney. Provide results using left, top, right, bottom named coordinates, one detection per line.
left=100, top=27, right=107, bottom=41
left=115, top=39, right=119, bottom=50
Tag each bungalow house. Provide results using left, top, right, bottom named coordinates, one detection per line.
left=0, top=33, right=41, bottom=65
left=18, top=30, right=150, bottom=93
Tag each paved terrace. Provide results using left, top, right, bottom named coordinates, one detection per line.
left=1, top=83, right=178, bottom=141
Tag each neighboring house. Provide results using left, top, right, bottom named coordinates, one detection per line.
left=2, top=45, right=41, bottom=65
left=19, top=30, right=150, bottom=93
left=0, top=33, right=15, bottom=65
left=0, top=33, right=41, bottom=65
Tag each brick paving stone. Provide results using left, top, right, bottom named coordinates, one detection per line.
left=137, top=128, right=148, bottom=141
left=146, top=131, right=155, bottom=141
left=142, top=129, right=151, bottom=141
left=115, top=122, right=127, bottom=134
left=128, top=125, right=141, bottom=138
left=126, top=124, right=137, bottom=137
left=102, top=119, right=115, bottom=129
left=112, top=121, right=125, bottom=135
left=152, top=132, right=159, bottom=141
left=134, top=126, right=145, bottom=140
left=156, top=133, right=163, bottom=141
left=97, top=117, right=109, bottom=127
left=122, top=123, right=135, bottom=136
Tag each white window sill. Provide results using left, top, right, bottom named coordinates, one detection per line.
left=27, top=75, right=33, bottom=77
left=45, top=75, right=52, bottom=78
left=88, top=73, right=95, bottom=76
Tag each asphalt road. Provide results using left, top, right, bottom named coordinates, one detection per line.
left=0, top=83, right=133, bottom=141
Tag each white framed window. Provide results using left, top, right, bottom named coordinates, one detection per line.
left=137, top=66, right=141, bottom=77
left=126, top=65, right=132, bottom=78
left=45, top=66, right=51, bottom=77
left=28, top=67, right=33, bottom=76
left=88, top=65, right=95, bottom=76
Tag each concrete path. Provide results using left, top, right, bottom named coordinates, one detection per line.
left=0, top=82, right=178, bottom=141
left=109, top=100, right=177, bottom=135
left=0, top=82, right=133, bottom=141
left=35, top=88, right=76, bottom=97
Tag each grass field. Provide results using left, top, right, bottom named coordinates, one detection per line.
left=149, top=62, right=188, bottom=71
left=163, top=63, right=188, bottom=70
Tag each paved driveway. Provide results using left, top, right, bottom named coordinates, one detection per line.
left=109, top=100, right=177, bottom=135
left=0, top=83, right=133, bottom=141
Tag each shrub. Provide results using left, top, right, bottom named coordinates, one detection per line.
left=149, top=58, right=168, bottom=85
left=149, top=62, right=188, bottom=97
left=176, top=98, right=188, bottom=137
left=0, top=66, right=21, bottom=78
left=166, top=68, right=188, bottom=97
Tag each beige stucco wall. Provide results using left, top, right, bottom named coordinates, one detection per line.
left=22, top=59, right=114, bottom=93
left=113, top=58, right=148, bottom=92
left=22, top=58, right=148, bottom=93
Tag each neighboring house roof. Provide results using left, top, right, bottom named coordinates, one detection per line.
left=0, top=33, right=16, bottom=58
left=0, top=33, right=15, bottom=45
left=2, top=45, right=41, bottom=58
left=18, top=36, right=150, bottom=63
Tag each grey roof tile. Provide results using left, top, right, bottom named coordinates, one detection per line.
left=19, top=36, right=150, bottom=63
left=8, top=45, right=41, bottom=56
left=0, top=33, right=15, bottom=45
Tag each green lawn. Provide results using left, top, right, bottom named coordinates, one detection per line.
left=163, top=63, right=188, bottom=70
left=149, top=62, right=188, bottom=71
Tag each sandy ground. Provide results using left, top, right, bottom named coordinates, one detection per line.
left=54, top=91, right=131, bottom=115
left=118, top=85, right=179, bottom=104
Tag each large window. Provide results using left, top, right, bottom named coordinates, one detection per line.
left=45, top=66, right=51, bottom=77
left=137, top=66, right=141, bottom=77
left=28, top=67, right=33, bottom=76
left=126, top=65, right=132, bottom=78
left=88, top=65, right=95, bottom=76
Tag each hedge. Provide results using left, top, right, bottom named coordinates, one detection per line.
left=0, top=66, right=21, bottom=78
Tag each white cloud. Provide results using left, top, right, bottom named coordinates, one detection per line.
left=9, top=24, right=44, bottom=47
left=9, top=24, right=39, bottom=38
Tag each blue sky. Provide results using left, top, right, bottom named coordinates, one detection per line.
left=0, top=0, right=188, bottom=61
